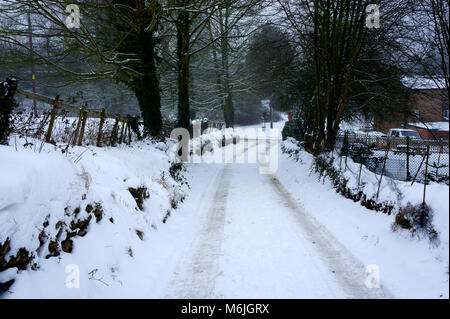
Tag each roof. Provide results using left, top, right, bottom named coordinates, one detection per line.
left=401, top=77, right=446, bottom=90
left=408, top=121, right=449, bottom=131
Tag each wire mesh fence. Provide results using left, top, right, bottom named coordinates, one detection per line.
left=335, top=132, right=449, bottom=184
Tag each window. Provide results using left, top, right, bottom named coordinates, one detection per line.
left=414, top=109, right=420, bottom=119
left=402, top=131, right=420, bottom=138
left=444, top=109, right=449, bottom=120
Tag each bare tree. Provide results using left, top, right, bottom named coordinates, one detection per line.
left=423, top=0, right=449, bottom=98
left=431, top=0, right=449, bottom=98
left=162, top=0, right=261, bottom=129
left=0, top=0, right=164, bottom=135
left=277, top=0, right=422, bottom=150
left=278, top=0, right=370, bottom=150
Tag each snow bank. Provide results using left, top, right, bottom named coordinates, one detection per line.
left=277, top=138, right=449, bottom=298
left=0, top=137, right=187, bottom=297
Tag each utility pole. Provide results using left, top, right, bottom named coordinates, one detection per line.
left=27, top=11, right=38, bottom=116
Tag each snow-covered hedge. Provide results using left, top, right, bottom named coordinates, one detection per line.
left=281, top=137, right=448, bottom=243
left=188, top=127, right=237, bottom=159
left=0, top=137, right=187, bottom=293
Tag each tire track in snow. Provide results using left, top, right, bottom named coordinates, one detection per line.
left=269, top=176, right=393, bottom=299
left=214, top=164, right=348, bottom=298
left=167, top=165, right=231, bottom=298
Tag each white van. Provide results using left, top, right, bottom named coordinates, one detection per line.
left=387, top=128, right=421, bottom=139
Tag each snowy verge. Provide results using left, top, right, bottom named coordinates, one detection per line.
left=276, top=138, right=449, bottom=298
left=0, top=137, right=188, bottom=297
left=189, top=126, right=238, bottom=159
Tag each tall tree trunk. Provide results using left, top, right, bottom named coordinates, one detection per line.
left=429, top=0, right=449, bottom=100
left=113, top=0, right=162, bottom=137
left=311, top=0, right=367, bottom=152
left=313, top=0, right=325, bottom=152
left=222, top=41, right=234, bottom=128
left=208, top=22, right=222, bottom=122
left=224, top=90, right=234, bottom=128
left=220, top=3, right=234, bottom=128
left=176, top=11, right=191, bottom=130
left=133, top=30, right=162, bottom=137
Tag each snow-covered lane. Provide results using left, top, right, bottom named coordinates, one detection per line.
left=166, top=165, right=232, bottom=298
left=214, top=163, right=347, bottom=298
left=3, top=124, right=445, bottom=298
left=166, top=141, right=391, bottom=298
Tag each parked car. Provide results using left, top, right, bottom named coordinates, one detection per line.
left=387, top=128, right=421, bottom=139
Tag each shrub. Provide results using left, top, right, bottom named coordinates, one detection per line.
left=281, top=120, right=302, bottom=141
left=392, top=203, right=439, bottom=244
left=313, top=154, right=395, bottom=215
left=347, top=143, right=374, bottom=163
left=346, top=142, right=385, bottom=173
left=128, top=187, right=149, bottom=211
left=422, top=172, right=449, bottom=186
left=169, top=162, right=187, bottom=185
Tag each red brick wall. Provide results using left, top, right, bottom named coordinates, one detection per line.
left=409, top=127, right=449, bottom=140
left=408, top=89, right=446, bottom=122
left=374, top=88, right=448, bottom=134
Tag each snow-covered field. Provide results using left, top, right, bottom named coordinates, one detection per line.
left=0, top=119, right=448, bottom=298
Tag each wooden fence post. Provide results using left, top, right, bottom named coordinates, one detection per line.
left=124, top=122, right=128, bottom=145
left=127, top=120, right=132, bottom=145
left=358, top=163, right=363, bottom=187
left=436, top=143, right=443, bottom=178
left=376, top=141, right=390, bottom=200
left=72, top=105, right=85, bottom=146
left=77, top=109, right=88, bottom=146
left=342, top=131, right=349, bottom=171
left=110, top=115, right=119, bottom=146
left=423, top=146, right=430, bottom=205
left=45, top=95, right=59, bottom=143
left=406, top=136, right=410, bottom=181
left=97, top=108, right=106, bottom=147
left=411, top=151, right=427, bottom=186
left=119, top=120, right=126, bottom=144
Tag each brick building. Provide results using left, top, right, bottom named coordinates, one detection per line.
left=374, top=77, right=449, bottom=139
left=408, top=121, right=449, bottom=139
